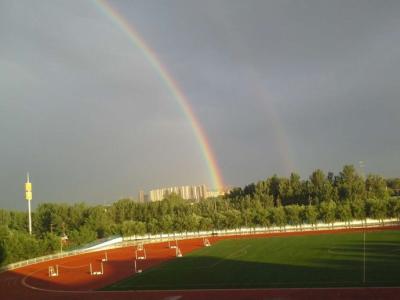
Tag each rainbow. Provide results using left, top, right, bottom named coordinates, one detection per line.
left=94, top=0, right=224, bottom=190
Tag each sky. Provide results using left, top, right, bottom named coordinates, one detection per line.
left=1, top=0, right=399, bottom=210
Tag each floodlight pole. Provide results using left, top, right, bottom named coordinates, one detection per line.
left=28, top=198, right=32, bottom=235
left=25, top=173, right=32, bottom=235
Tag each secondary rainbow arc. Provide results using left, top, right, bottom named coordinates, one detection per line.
left=95, top=0, right=224, bottom=190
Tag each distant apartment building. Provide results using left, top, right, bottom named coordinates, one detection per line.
left=138, top=190, right=145, bottom=203
left=206, top=189, right=227, bottom=198
left=140, top=184, right=229, bottom=202
left=149, top=184, right=207, bottom=202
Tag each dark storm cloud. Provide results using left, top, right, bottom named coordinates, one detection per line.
left=1, top=0, right=399, bottom=209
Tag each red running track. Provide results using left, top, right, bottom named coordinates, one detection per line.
left=1, top=226, right=399, bottom=300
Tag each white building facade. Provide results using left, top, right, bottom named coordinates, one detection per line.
left=148, top=184, right=209, bottom=202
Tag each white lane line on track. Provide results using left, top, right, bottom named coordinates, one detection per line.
left=162, top=296, right=182, bottom=300
left=21, top=267, right=400, bottom=296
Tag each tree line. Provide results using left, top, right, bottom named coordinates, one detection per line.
left=1, top=165, right=399, bottom=266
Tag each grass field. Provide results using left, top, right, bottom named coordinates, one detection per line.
left=105, top=230, right=400, bottom=290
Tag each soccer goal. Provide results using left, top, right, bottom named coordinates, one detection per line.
left=134, top=259, right=142, bottom=274
left=48, top=265, right=59, bottom=277
left=90, top=262, right=104, bottom=276
left=136, top=245, right=147, bottom=260
left=176, top=247, right=183, bottom=257
left=168, top=239, right=178, bottom=249
left=203, top=238, right=211, bottom=247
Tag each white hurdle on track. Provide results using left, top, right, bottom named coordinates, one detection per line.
left=168, top=239, right=178, bottom=249
left=89, top=262, right=104, bottom=276
left=48, top=265, right=59, bottom=277
left=176, top=247, right=183, bottom=257
left=101, top=251, right=108, bottom=262
left=134, top=259, right=142, bottom=274
left=135, top=244, right=147, bottom=260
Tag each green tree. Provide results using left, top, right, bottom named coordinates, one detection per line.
left=285, top=205, right=302, bottom=228
left=199, top=217, right=213, bottom=231
left=351, top=197, right=366, bottom=222
left=366, top=198, right=387, bottom=224
left=241, top=209, right=255, bottom=227
left=86, top=206, right=113, bottom=238
left=336, top=201, right=352, bottom=226
left=212, top=212, right=227, bottom=230
left=319, top=201, right=337, bottom=227
left=66, top=203, right=88, bottom=231
left=41, top=232, right=61, bottom=254
left=393, top=198, right=400, bottom=220
left=268, top=175, right=281, bottom=206
left=121, top=221, right=146, bottom=237
left=303, top=205, right=318, bottom=228
left=3, top=230, right=41, bottom=263
left=386, top=178, right=400, bottom=196
left=366, top=174, right=390, bottom=200
left=309, top=169, right=335, bottom=204
left=337, top=165, right=365, bottom=201
left=224, top=209, right=241, bottom=229
left=69, top=225, right=97, bottom=246
left=0, top=241, right=5, bottom=266
left=0, top=209, right=10, bottom=228
left=9, top=211, right=28, bottom=232
left=159, top=215, right=174, bottom=233
left=254, top=207, right=271, bottom=228
left=289, top=172, right=304, bottom=204
left=279, top=178, right=293, bottom=206
left=0, top=226, right=10, bottom=266
left=180, top=213, right=200, bottom=232
left=35, top=203, right=70, bottom=236
left=111, top=199, right=134, bottom=223
left=271, top=206, right=286, bottom=229
left=146, top=218, right=160, bottom=234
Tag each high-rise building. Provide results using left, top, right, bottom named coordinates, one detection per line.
left=148, top=184, right=210, bottom=202
left=138, top=190, right=145, bottom=203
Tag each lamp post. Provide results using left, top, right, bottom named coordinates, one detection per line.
left=25, top=173, right=32, bottom=235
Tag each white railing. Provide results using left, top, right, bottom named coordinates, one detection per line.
left=1, top=218, right=398, bottom=273
left=123, top=218, right=399, bottom=242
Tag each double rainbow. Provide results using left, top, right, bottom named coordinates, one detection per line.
left=94, top=0, right=224, bottom=190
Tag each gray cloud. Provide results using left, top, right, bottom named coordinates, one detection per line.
left=1, top=0, right=399, bottom=209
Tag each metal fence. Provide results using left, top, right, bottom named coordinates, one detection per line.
left=1, top=218, right=398, bottom=273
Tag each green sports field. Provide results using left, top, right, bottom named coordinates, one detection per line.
left=105, top=230, right=400, bottom=290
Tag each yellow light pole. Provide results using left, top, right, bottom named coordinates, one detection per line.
left=25, top=173, right=32, bottom=235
